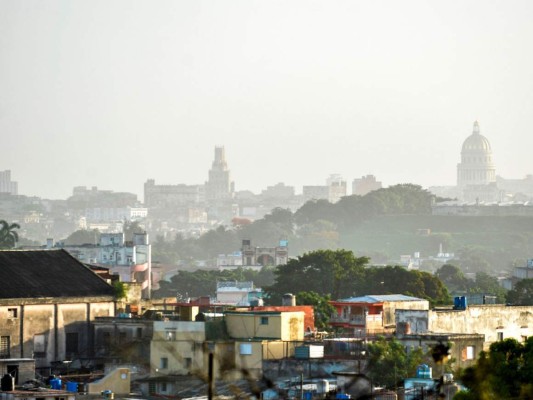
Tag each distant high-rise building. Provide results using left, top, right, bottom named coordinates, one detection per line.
left=326, top=174, right=347, bottom=203
left=302, top=185, right=329, bottom=202
left=352, top=175, right=382, bottom=196
left=457, top=121, right=496, bottom=188
left=206, top=146, right=233, bottom=203
left=144, top=179, right=205, bottom=208
left=0, top=170, right=18, bottom=195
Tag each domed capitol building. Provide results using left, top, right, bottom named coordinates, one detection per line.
left=457, top=121, right=496, bottom=188
left=430, top=121, right=533, bottom=204
left=456, top=121, right=500, bottom=202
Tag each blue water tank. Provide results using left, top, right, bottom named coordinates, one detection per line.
left=66, top=381, right=78, bottom=392
left=50, top=378, right=62, bottom=390
left=416, top=364, right=432, bottom=379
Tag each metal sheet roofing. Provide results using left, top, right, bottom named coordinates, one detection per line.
left=0, top=249, right=115, bottom=299
left=336, top=294, right=425, bottom=303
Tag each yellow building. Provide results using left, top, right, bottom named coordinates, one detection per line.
left=143, top=310, right=307, bottom=396
left=224, top=310, right=305, bottom=341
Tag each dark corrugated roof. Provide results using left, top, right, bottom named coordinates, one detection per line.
left=0, top=249, right=115, bottom=299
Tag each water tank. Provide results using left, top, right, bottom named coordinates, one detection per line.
left=416, top=364, right=432, bottom=379
left=453, top=296, right=467, bottom=310
left=66, top=381, right=78, bottom=392
left=282, top=293, right=296, bottom=306
left=1, top=374, right=14, bottom=391
left=50, top=377, right=62, bottom=390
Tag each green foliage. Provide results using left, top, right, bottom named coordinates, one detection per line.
left=435, top=264, right=468, bottom=293
left=459, top=337, right=533, bottom=399
left=153, top=267, right=275, bottom=300
left=295, top=291, right=335, bottom=330
left=122, top=220, right=145, bottom=241
left=468, top=272, right=507, bottom=304
left=113, top=281, right=128, bottom=299
left=265, top=249, right=449, bottom=305
left=367, top=336, right=425, bottom=389
left=0, top=220, right=20, bottom=249
left=63, top=229, right=100, bottom=245
left=265, top=249, right=368, bottom=302
left=364, top=266, right=450, bottom=305
left=507, top=278, right=533, bottom=305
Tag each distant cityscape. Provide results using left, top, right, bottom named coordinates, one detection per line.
left=1, top=122, right=532, bottom=245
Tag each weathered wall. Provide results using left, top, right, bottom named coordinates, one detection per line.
left=397, top=305, right=533, bottom=350
left=225, top=313, right=284, bottom=339
left=262, top=359, right=357, bottom=381
left=0, top=299, right=114, bottom=371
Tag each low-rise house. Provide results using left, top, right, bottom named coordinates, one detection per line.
left=138, top=308, right=307, bottom=396
left=329, top=295, right=429, bottom=337
left=0, top=249, right=115, bottom=378
left=397, top=332, right=485, bottom=370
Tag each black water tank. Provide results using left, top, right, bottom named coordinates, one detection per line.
left=1, top=374, right=14, bottom=391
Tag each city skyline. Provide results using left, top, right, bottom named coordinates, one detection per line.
left=2, top=1, right=533, bottom=200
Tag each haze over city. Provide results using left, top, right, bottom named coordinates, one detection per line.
left=2, top=0, right=533, bottom=200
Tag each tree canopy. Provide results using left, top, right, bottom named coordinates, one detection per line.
left=366, top=336, right=426, bottom=389
left=457, top=337, right=533, bottom=399
left=507, top=278, right=533, bottom=306
left=0, top=220, right=20, bottom=249
left=265, top=249, right=368, bottom=304
left=265, top=249, right=450, bottom=306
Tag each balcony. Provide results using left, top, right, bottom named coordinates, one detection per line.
left=329, top=313, right=382, bottom=327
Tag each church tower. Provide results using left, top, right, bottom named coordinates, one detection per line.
left=206, top=146, right=233, bottom=203
left=457, top=121, right=496, bottom=188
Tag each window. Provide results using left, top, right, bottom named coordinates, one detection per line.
left=260, top=317, right=269, bottom=325
left=160, top=382, right=167, bottom=392
left=184, top=358, right=192, bottom=368
left=136, top=327, right=143, bottom=339
left=65, top=332, right=79, bottom=354
left=7, top=308, right=17, bottom=318
left=239, top=343, right=252, bottom=355
left=462, top=346, right=475, bottom=361
left=160, top=357, right=168, bottom=369
left=0, top=336, right=10, bottom=358
left=166, top=331, right=175, bottom=341
left=497, top=332, right=504, bottom=341
left=34, top=334, right=46, bottom=357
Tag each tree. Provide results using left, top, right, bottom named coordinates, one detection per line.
left=507, top=278, right=533, bottom=305
left=123, top=220, right=145, bottom=241
left=363, top=266, right=450, bottom=305
left=367, top=336, right=425, bottom=389
left=63, top=229, right=100, bottom=245
left=296, top=291, right=335, bottom=330
left=459, top=337, right=533, bottom=399
left=435, top=264, right=468, bottom=293
left=265, top=249, right=369, bottom=303
left=0, top=220, right=20, bottom=249
left=468, top=271, right=507, bottom=304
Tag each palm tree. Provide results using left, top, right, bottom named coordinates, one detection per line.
left=0, top=220, right=20, bottom=249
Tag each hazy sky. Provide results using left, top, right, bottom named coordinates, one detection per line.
left=2, top=0, right=533, bottom=200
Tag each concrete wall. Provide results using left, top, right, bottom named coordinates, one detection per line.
left=150, top=321, right=206, bottom=375
left=397, top=305, right=533, bottom=350
left=225, top=312, right=304, bottom=341
left=0, top=299, right=114, bottom=370
left=0, top=359, right=35, bottom=384
left=87, top=367, right=131, bottom=395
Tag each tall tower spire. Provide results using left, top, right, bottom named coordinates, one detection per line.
left=206, top=146, right=233, bottom=203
